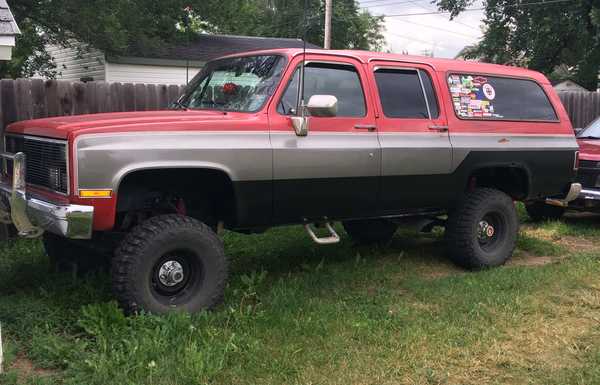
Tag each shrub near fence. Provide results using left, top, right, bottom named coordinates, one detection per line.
left=0, top=79, right=599, bottom=134
left=0, top=79, right=185, bottom=133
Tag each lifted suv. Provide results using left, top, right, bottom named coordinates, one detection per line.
left=1, top=49, right=580, bottom=314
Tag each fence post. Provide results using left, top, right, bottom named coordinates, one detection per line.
left=0, top=322, right=4, bottom=374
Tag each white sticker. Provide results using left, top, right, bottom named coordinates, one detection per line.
left=482, top=83, right=496, bottom=100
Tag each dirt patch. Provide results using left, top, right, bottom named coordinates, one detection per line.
left=10, top=355, right=55, bottom=382
left=522, top=225, right=600, bottom=254
left=508, top=252, right=558, bottom=267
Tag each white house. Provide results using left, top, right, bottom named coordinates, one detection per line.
left=45, top=34, right=318, bottom=85
left=0, top=0, right=20, bottom=60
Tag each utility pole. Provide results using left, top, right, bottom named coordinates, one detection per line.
left=324, top=0, right=332, bottom=49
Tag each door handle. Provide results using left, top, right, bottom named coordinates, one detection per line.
left=428, top=124, right=449, bottom=132
left=354, top=124, right=376, bottom=131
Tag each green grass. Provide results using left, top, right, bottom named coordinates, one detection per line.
left=1, top=220, right=600, bottom=385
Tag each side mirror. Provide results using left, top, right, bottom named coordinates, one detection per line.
left=290, top=95, right=338, bottom=137
left=306, top=95, right=338, bottom=117
left=291, top=115, right=309, bottom=137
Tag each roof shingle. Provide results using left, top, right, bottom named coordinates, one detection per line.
left=0, top=0, right=20, bottom=36
left=124, top=34, right=320, bottom=62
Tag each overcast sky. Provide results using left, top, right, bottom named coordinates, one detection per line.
left=357, top=0, right=485, bottom=58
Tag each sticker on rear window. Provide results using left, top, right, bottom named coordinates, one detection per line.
left=448, top=74, right=503, bottom=119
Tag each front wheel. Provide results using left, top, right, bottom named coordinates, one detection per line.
left=112, top=214, right=228, bottom=315
left=446, top=188, right=518, bottom=270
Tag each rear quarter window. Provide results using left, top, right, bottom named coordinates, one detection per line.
left=447, top=74, right=558, bottom=121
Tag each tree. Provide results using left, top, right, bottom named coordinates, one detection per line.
left=437, top=0, right=600, bottom=90
left=3, top=0, right=384, bottom=79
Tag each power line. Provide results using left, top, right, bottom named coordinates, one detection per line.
left=387, top=31, right=434, bottom=46
left=389, top=18, right=480, bottom=38
left=379, top=0, right=574, bottom=17
left=361, top=0, right=428, bottom=9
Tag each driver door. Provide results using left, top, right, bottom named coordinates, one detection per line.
left=268, top=56, right=381, bottom=224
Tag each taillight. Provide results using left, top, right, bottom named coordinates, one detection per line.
left=574, top=151, right=580, bottom=171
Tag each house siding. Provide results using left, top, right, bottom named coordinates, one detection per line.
left=105, top=62, right=202, bottom=85
left=46, top=43, right=106, bottom=81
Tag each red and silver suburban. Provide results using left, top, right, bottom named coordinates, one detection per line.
left=0, top=49, right=581, bottom=314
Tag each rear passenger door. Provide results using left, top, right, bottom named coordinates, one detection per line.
left=269, top=56, right=380, bottom=223
left=369, top=62, right=453, bottom=214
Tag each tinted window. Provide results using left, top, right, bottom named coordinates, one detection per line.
left=420, top=71, right=439, bottom=118
left=278, top=63, right=366, bottom=117
left=448, top=74, right=557, bottom=121
left=374, top=69, right=438, bottom=119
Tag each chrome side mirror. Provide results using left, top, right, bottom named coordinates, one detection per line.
left=291, top=114, right=309, bottom=137
left=306, top=95, right=338, bottom=117
left=290, top=95, right=338, bottom=137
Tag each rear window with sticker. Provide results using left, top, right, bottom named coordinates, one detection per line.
left=447, top=74, right=558, bottom=121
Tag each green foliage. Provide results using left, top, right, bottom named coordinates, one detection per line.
left=4, top=221, right=600, bottom=384
left=437, top=0, right=600, bottom=90
left=4, top=0, right=384, bottom=79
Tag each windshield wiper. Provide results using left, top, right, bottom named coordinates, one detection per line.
left=171, top=98, right=188, bottom=110
left=578, top=136, right=600, bottom=140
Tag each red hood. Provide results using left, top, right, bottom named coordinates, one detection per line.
left=6, top=110, right=265, bottom=139
left=577, top=138, right=600, bottom=161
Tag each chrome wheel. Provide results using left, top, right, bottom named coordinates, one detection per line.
left=151, top=251, right=203, bottom=304
left=158, top=260, right=185, bottom=287
left=476, top=212, right=505, bottom=252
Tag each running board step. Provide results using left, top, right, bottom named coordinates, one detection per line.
left=304, top=222, right=340, bottom=245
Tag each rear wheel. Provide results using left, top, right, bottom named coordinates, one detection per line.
left=525, top=201, right=565, bottom=221
left=446, top=188, right=518, bottom=270
left=112, top=214, right=228, bottom=315
left=343, top=219, right=398, bottom=245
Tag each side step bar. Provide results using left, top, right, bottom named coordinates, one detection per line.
left=304, top=222, right=340, bottom=245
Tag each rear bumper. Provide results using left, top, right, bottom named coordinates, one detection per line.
left=545, top=183, right=582, bottom=207
left=578, top=188, right=600, bottom=201
left=0, top=151, right=93, bottom=239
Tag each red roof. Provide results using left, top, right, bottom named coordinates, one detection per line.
left=219, top=48, right=550, bottom=84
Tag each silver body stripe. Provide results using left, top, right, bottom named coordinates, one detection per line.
left=75, top=131, right=272, bottom=190
left=74, top=130, right=578, bottom=191
left=378, top=132, right=452, bottom=176
left=270, top=131, right=380, bottom=180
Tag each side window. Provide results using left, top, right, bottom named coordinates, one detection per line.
left=447, top=74, right=558, bottom=121
left=374, top=68, right=439, bottom=119
left=277, top=62, right=366, bottom=117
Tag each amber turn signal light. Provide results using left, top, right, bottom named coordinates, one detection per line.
left=79, top=189, right=113, bottom=198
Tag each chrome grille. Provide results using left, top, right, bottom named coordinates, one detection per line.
left=4, top=135, right=68, bottom=194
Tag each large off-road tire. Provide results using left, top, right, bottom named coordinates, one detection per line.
left=446, top=188, right=518, bottom=270
left=42, top=232, right=110, bottom=274
left=343, top=219, right=398, bottom=245
left=525, top=201, right=565, bottom=221
left=112, top=214, right=228, bottom=315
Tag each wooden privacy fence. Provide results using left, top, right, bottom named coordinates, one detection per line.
left=0, top=79, right=185, bottom=132
left=0, top=79, right=599, bottom=133
left=558, top=92, right=600, bottom=129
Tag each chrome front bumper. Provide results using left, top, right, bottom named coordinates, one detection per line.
left=0, top=151, right=93, bottom=239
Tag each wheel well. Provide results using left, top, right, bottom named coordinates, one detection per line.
left=468, top=166, right=530, bottom=200
left=115, top=168, right=235, bottom=230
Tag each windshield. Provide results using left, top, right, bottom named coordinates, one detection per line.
left=177, top=55, right=286, bottom=113
left=578, top=116, right=600, bottom=139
